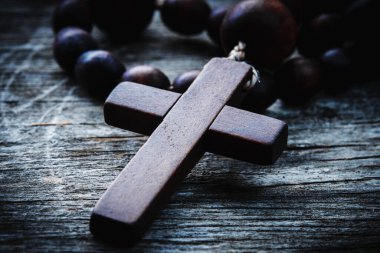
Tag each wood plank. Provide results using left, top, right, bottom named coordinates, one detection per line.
left=90, top=58, right=253, bottom=244
left=1, top=0, right=379, bottom=252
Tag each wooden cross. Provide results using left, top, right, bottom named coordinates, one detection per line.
left=90, top=58, right=288, bottom=245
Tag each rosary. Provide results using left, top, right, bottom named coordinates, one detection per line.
left=52, top=0, right=377, bottom=246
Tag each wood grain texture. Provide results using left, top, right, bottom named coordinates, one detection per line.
left=91, top=58, right=252, bottom=244
left=0, top=0, right=380, bottom=252
left=206, top=106, right=287, bottom=164
left=104, top=82, right=181, bottom=136
left=105, top=82, right=287, bottom=165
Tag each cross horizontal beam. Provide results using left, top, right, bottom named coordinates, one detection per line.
left=104, top=82, right=288, bottom=165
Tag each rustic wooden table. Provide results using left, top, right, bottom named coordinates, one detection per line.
left=1, top=0, right=380, bottom=252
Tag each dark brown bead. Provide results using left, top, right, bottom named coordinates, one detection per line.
left=90, top=0, right=155, bottom=41
left=75, top=50, right=125, bottom=98
left=275, top=57, right=321, bottom=106
left=320, top=48, right=354, bottom=94
left=159, top=0, right=211, bottom=35
left=53, top=27, right=98, bottom=74
left=122, top=66, right=170, bottom=90
left=221, top=0, right=297, bottom=68
left=171, top=70, right=201, bottom=93
left=240, top=71, right=278, bottom=113
left=297, top=13, right=345, bottom=58
left=52, top=0, right=93, bottom=33
left=206, top=6, right=229, bottom=46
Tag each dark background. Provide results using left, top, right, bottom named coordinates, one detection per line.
left=1, top=0, right=379, bottom=251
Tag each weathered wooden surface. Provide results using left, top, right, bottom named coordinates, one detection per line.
left=1, top=0, right=380, bottom=252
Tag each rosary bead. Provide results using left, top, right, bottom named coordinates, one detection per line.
left=320, top=48, right=354, bottom=94
left=206, top=6, right=229, bottom=46
left=75, top=50, right=125, bottom=98
left=159, top=0, right=211, bottom=35
left=297, top=13, right=345, bottom=58
left=220, top=0, right=297, bottom=68
left=275, top=57, right=321, bottom=106
left=53, top=27, right=98, bottom=74
left=240, top=71, right=278, bottom=113
left=122, top=66, right=170, bottom=90
left=171, top=70, right=200, bottom=93
left=52, top=0, right=93, bottom=33
left=90, top=0, right=155, bottom=41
